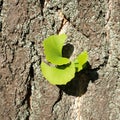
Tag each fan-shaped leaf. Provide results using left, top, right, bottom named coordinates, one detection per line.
left=74, top=51, right=88, bottom=72
left=41, top=62, right=75, bottom=85
left=43, top=34, right=70, bottom=65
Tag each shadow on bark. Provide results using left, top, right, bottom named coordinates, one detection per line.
left=58, top=44, right=99, bottom=97
left=62, top=43, right=74, bottom=59
left=57, top=62, right=98, bottom=97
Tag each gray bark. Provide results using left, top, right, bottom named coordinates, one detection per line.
left=0, top=0, right=120, bottom=120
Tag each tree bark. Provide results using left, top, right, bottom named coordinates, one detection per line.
left=0, top=0, right=120, bottom=120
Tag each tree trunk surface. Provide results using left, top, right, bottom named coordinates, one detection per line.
left=0, top=0, right=120, bottom=120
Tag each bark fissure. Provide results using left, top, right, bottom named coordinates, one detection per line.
left=21, top=63, right=34, bottom=119
left=39, top=0, right=45, bottom=16
left=52, top=89, right=63, bottom=113
left=0, top=0, right=3, bottom=32
left=25, top=64, right=34, bottom=107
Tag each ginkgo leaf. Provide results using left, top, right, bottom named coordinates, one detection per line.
left=74, top=51, right=88, bottom=72
left=41, top=62, right=75, bottom=85
left=43, top=34, right=70, bottom=65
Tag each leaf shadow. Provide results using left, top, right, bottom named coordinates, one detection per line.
left=57, top=62, right=99, bottom=97
left=62, top=43, right=74, bottom=58
left=60, top=43, right=98, bottom=97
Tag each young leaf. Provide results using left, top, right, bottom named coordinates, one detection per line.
left=43, top=34, right=70, bottom=65
left=41, top=62, right=75, bottom=85
left=74, top=51, right=88, bottom=72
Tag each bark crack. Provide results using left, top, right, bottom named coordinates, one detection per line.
left=26, top=64, right=34, bottom=109
left=51, top=89, right=63, bottom=113
left=0, top=0, right=3, bottom=32
left=21, top=63, right=34, bottom=120
left=57, top=11, right=90, bottom=38
left=39, top=0, right=45, bottom=16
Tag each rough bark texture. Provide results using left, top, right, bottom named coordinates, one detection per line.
left=0, top=0, right=120, bottom=120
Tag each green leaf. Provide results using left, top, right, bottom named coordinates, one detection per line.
left=74, top=51, right=88, bottom=72
left=41, top=62, right=75, bottom=85
left=43, top=34, right=70, bottom=65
